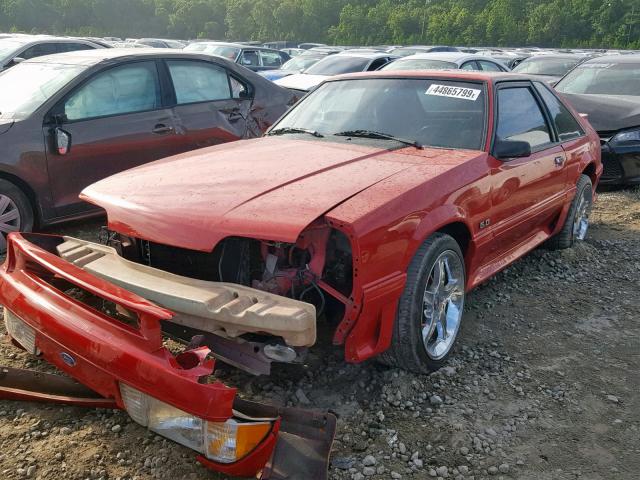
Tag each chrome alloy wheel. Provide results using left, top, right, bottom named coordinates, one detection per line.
left=0, top=194, right=21, bottom=251
left=573, top=188, right=591, bottom=241
left=421, top=250, right=465, bottom=360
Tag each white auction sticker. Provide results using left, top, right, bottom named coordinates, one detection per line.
left=425, top=84, right=481, bottom=101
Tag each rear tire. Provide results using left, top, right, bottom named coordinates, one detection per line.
left=547, top=174, right=592, bottom=250
left=0, top=179, right=33, bottom=253
left=378, top=233, right=466, bottom=374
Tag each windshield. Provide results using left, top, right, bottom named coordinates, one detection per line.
left=555, top=61, right=640, bottom=96
left=272, top=78, right=486, bottom=150
left=512, top=57, right=581, bottom=76
left=282, top=56, right=322, bottom=72
left=304, top=56, right=370, bottom=75
left=204, top=46, right=240, bottom=60
left=381, top=59, right=457, bottom=71
left=0, top=62, right=85, bottom=119
left=0, top=40, right=23, bottom=64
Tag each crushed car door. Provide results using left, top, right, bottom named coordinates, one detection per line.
left=165, top=59, right=252, bottom=150
left=488, top=83, right=568, bottom=258
left=43, top=60, right=180, bottom=217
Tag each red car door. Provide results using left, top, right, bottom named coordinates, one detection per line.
left=165, top=59, right=253, bottom=150
left=533, top=81, right=593, bottom=189
left=487, top=83, right=568, bottom=260
left=44, top=60, right=181, bottom=217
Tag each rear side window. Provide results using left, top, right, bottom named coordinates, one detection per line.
left=58, top=42, right=95, bottom=53
left=496, top=87, right=551, bottom=148
left=20, top=43, right=57, bottom=59
left=479, top=60, right=502, bottom=72
left=239, top=50, right=260, bottom=67
left=260, top=51, right=283, bottom=68
left=368, top=57, right=389, bottom=70
left=534, top=82, right=584, bottom=141
left=167, top=60, right=231, bottom=104
left=461, top=61, right=479, bottom=70
left=64, top=61, right=161, bottom=120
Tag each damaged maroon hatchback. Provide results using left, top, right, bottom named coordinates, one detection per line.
left=0, top=71, right=601, bottom=478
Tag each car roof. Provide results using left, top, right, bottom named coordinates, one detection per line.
left=190, top=41, right=278, bottom=51
left=397, top=52, right=503, bottom=63
left=521, top=53, right=590, bottom=61
left=0, top=35, right=94, bottom=46
left=334, top=51, right=395, bottom=59
left=20, top=48, right=220, bottom=66
left=581, top=53, right=640, bottom=64
left=328, top=69, right=535, bottom=84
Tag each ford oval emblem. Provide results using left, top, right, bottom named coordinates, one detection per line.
left=60, top=352, right=76, bottom=367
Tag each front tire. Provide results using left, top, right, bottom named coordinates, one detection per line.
left=0, top=179, right=33, bottom=253
left=547, top=174, right=592, bottom=250
left=379, top=233, right=466, bottom=374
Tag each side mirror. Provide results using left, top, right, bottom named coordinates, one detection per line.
left=493, top=139, right=531, bottom=159
left=54, top=127, right=71, bottom=155
left=4, top=57, right=25, bottom=69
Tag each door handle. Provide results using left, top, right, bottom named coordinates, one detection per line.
left=554, top=156, right=565, bottom=167
left=226, top=110, right=244, bottom=122
left=152, top=124, right=174, bottom=135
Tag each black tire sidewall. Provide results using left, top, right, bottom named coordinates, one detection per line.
left=404, top=235, right=466, bottom=371
left=0, top=179, right=34, bottom=234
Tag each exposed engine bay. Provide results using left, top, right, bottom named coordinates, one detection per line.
left=57, top=221, right=355, bottom=375
left=106, top=221, right=353, bottom=320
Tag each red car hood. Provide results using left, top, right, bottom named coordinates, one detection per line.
left=82, top=137, right=461, bottom=251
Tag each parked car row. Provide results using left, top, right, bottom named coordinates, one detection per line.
left=0, top=48, right=295, bottom=249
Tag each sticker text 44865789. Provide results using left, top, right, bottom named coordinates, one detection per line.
left=425, top=84, right=481, bottom=101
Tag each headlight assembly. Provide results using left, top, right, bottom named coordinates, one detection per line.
left=610, top=128, right=640, bottom=148
left=119, top=383, right=273, bottom=463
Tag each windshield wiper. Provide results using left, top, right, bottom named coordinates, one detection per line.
left=334, top=130, right=423, bottom=149
left=268, top=127, right=324, bottom=138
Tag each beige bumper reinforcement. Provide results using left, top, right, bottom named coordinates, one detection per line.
left=56, top=237, right=316, bottom=347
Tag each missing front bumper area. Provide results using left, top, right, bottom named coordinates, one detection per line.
left=57, top=236, right=317, bottom=348
left=0, top=233, right=336, bottom=478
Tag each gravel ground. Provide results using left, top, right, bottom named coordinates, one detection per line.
left=0, top=188, right=639, bottom=480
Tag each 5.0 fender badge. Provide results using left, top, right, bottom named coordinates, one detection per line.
left=60, top=352, right=76, bottom=367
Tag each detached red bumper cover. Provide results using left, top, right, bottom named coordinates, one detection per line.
left=0, top=233, right=336, bottom=479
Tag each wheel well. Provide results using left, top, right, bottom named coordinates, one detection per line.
left=0, top=172, right=39, bottom=224
left=582, top=163, right=597, bottom=184
left=436, top=222, right=471, bottom=258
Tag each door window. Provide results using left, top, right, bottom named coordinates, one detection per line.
left=239, top=50, right=260, bottom=67
left=58, top=42, right=95, bottom=52
left=534, top=82, right=584, bottom=142
left=260, top=51, right=283, bottom=68
left=479, top=60, right=502, bottom=72
left=368, top=58, right=389, bottom=71
left=496, top=86, right=552, bottom=148
left=461, top=61, right=479, bottom=70
left=167, top=60, right=232, bottom=104
left=20, top=43, right=58, bottom=59
left=64, top=61, right=161, bottom=121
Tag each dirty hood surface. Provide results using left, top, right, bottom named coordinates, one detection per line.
left=560, top=93, right=640, bottom=132
left=82, top=137, right=431, bottom=251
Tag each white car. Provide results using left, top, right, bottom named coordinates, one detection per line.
left=275, top=51, right=396, bottom=92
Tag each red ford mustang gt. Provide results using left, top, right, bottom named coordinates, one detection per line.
left=0, top=71, right=601, bottom=478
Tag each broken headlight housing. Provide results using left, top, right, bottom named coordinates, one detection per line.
left=610, top=128, right=640, bottom=148
left=119, top=383, right=273, bottom=463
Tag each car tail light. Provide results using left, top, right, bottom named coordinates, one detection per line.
left=119, top=383, right=272, bottom=463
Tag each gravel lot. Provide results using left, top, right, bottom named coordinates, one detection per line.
left=1, top=188, right=638, bottom=480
